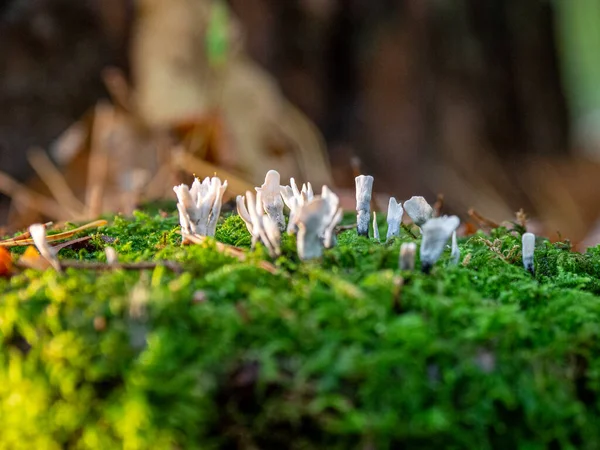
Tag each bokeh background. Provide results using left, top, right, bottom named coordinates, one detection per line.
left=1, top=0, right=600, bottom=245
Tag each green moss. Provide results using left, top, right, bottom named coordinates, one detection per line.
left=3, top=210, right=600, bottom=448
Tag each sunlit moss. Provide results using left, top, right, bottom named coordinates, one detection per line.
left=2, top=208, right=600, bottom=448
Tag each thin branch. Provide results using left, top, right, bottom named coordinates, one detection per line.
left=184, top=233, right=278, bottom=274
left=516, top=208, right=528, bottom=230
left=468, top=208, right=500, bottom=229
left=335, top=223, right=357, bottom=232
left=0, top=220, right=107, bottom=247
left=51, top=236, right=93, bottom=252
left=86, top=102, right=114, bottom=218
left=27, top=147, right=86, bottom=218
left=433, top=193, right=444, bottom=217
left=0, top=171, right=67, bottom=219
left=58, top=260, right=184, bottom=273
left=402, top=223, right=418, bottom=239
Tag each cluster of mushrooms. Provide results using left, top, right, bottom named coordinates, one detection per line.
left=173, top=170, right=537, bottom=275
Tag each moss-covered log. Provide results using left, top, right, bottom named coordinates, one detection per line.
left=2, top=209, right=600, bottom=449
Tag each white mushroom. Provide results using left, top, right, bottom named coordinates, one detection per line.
left=404, top=196, right=433, bottom=228
left=450, top=231, right=460, bottom=265
left=105, top=247, right=118, bottom=265
left=323, top=207, right=343, bottom=249
left=373, top=212, right=380, bottom=241
left=386, top=197, right=403, bottom=241
left=355, top=175, right=374, bottom=237
left=296, top=198, right=331, bottom=260
left=420, top=215, right=460, bottom=273
left=522, top=232, right=535, bottom=274
left=236, top=194, right=253, bottom=233
left=29, top=223, right=61, bottom=272
left=256, top=170, right=286, bottom=231
left=399, top=242, right=417, bottom=271
left=238, top=190, right=281, bottom=257
left=320, top=186, right=342, bottom=246
left=173, top=176, right=228, bottom=238
left=280, top=178, right=313, bottom=234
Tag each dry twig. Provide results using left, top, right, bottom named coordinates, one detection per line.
left=433, top=194, right=444, bottom=217
left=516, top=208, right=528, bottom=229
left=0, top=171, right=67, bottom=219
left=58, top=260, right=183, bottom=273
left=184, top=233, right=278, bottom=274
left=0, top=220, right=107, bottom=247
left=27, top=148, right=86, bottom=218
left=468, top=208, right=500, bottom=229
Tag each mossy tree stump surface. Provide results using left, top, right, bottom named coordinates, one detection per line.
left=2, top=208, right=600, bottom=449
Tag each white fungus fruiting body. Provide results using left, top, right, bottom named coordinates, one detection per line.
left=105, top=247, right=118, bottom=264
left=373, top=212, right=380, bottom=241
left=29, top=223, right=61, bottom=272
left=522, top=232, right=535, bottom=274
left=236, top=195, right=254, bottom=233
left=296, top=198, right=331, bottom=260
left=450, top=231, right=460, bottom=265
left=386, top=197, right=403, bottom=241
left=320, top=186, right=343, bottom=248
left=404, top=196, right=434, bottom=228
left=256, top=170, right=286, bottom=231
left=323, top=208, right=343, bottom=249
left=280, top=178, right=314, bottom=234
left=399, top=242, right=417, bottom=271
left=237, top=190, right=281, bottom=257
left=420, top=215, right=460, bottom=273
left=173, top=176, right=228, bottom=237
left=355, top=175, right=374, bottom=237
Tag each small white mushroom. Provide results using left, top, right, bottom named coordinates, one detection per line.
left=296, top=198, right=331, bottom=260
left=404, top=196, right=434, bottom=228
left=450, top=231, right=460, bottom=265
left=173, top=176, right=228, bottom=238
left=386, top=197, right=403, bottom=241
left=355, top=175, right=374, bottom=237
left=29, top=223, right=61, bottom=272
left=105, top=246, right=118, bottom=265
left=320, top=186, right=343, bottom=248
left=522, top=232, right=535, bottom=274
left=373, top=212, right=380, bottom=241
left=399, top=242, right=417, bottom=271
left=239, top=191, right=281, bottom=257
left=302, top=182, right=314, bottom=201
left=280, top=178, right=313, bottom=234
left=420, top=215, right=460, bottom=273
left=236, top=195, right=253, bottom=233
left=279, top=185, right=298, bottom=234
left=256, top=170, right=286, bottom=231
left=323, top=207, right=343, bottom=249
